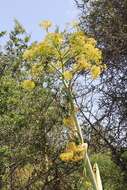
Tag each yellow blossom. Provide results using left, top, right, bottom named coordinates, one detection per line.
left=23, top=41, right=55, bottom=61
left=69, top=31, right=102, bottom=68
left=91, top=65, right=101, bottom=79
left=40, top=20, right=52, bottom=30
left=88, top=38, right=97, bottom=46
left=63, top=71, right=73, bottom=80
left=69, top=31, right=86, bottom=56
left=77, top=57, right=91, bottom=71
left=60, top=143, right=88, bottom=162
left=22, top=80, right=35, bottom=90
left=60, top=151, right=74, bottom=161
left=23, top=44, right=40, bottom=60
left=46, top=32, right=63, bottom=45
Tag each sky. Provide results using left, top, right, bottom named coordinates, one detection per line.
left=0, top=0, right=78, bottom=41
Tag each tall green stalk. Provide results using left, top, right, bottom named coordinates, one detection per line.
left=60, top=76, right=99, bottom=189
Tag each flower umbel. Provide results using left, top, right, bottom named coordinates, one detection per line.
left=22, top=80, right=35, bottom=90
left=63, top=71, right=73, bottom=80
left=60, top=152, right=74, bottom=161
left=40, top=20, right=52, bottom=31
left=60, top=143, right=88, bottom=162
left=91, top=65, right=101, bottom=79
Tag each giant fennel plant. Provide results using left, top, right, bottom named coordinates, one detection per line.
left=22, top=20, right=105, bottom=190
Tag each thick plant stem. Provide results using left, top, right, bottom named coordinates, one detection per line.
left=73, top=112, right=99, bottom=190
left=67, top=90, right=99, bottom=190
left=74, top=111, right=99, bottom=190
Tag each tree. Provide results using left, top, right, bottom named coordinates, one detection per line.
left=0, top=21, right=66, bottom=189
left=75, top=0, right=127, bottom=186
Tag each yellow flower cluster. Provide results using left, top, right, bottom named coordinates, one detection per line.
left=22, top=20, right=105, bottom=84
left=60, top=151, right=74, bottom=161
left=63, top=71, right=73, bottom=80
left=22, top=80, right=35, bottom=90
left=40, top=20, right=52, bottom=30
left=60, top=142, right=88, bottom=162
left=68, top=31, right=104, bottom=79
left=46, top=32, right=63, bottom=46
left=69, top=32, right=86, bottom=55
left=91, top=65, right=101, bottom=79
left=23, top=41, right=55, bottom=61
left=73, top=56, right=91, bottom=73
